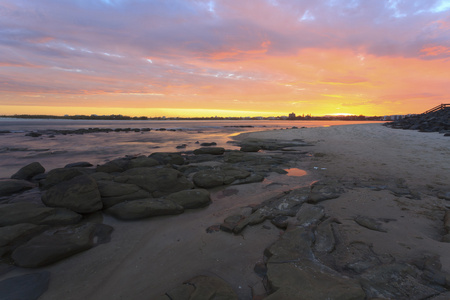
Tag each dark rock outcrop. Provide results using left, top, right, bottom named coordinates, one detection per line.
left=106, top=198, right=184, bottom=220
left=42, top=175, right=103, bottom=213
left=0, top=202, right=82, bottom=226
left=96, top=180, right=151, bottom=208
left=114, top=167, right=193, bottom=197
left=0, top=179, right=35, bottom=196
left=11, top=222, right=113, bottom=268
left=11, top=162, right=45, bottom=180
left=384, top=107, right=450, bottom=134
left=165, top=189, right=211, bottom=209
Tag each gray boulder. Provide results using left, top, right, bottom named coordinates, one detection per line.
left=125, top=156, right=159, bottom=169
left=0, top=271, right=50, bottom=300
left=42, top=175, right=102, bottom=213
left=11, top=222, right=113, bottom=267
left=193, top=167, right=250, bottom=188
left=0, top=179, right=35, bottom=197
left=149, top=152, right=184, bottom=165
left=39, top=168, right=86, bottom=190
left=96, top=180, right=151, bottom=208
left=96, top=158, right=129, bottom=173
left=193, top=147, right=225, bottom=155
left=0, top=223, right=48, bottom=256
left=166, top=189, right=211, bottom=209
left=106, top=198, right=184, bottom=220
left=11, top=162, right=45, bottom=180
left=115, top=167, right=194, bottom=197
left=0, top=202, right=82, bottom=226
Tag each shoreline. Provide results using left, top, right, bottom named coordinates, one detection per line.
left=1, top=123, right=449, bottom=299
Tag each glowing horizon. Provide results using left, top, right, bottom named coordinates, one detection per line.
left=1, top=1, right=450, bottom=117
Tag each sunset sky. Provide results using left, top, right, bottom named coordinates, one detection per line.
left=1, top=0, right=450, bottom=117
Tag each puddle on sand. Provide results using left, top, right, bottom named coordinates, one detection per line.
left=285, top=168, right=307, bottom=177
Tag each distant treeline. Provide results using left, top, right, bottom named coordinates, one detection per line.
left=0, top=114, right=383, bottom=121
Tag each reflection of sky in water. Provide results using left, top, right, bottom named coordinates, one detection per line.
left=0, top=119, right=382, bottom=178
left=285, top=168, right=307, bottom=177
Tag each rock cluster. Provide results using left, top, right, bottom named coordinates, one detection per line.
left=384, top=108, right=450, bottom=134
left=0, top=138, right=313, bottom=298
left=212, top=178, right=450, bottom=299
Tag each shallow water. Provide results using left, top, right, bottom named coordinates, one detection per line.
left=0, top=119, right=383, bottom=178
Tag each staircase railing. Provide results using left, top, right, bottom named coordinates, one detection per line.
left=422, top=103, right=450, bottom=114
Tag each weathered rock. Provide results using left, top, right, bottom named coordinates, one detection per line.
left=271, top=215, right=289, bottom=229
left=106, top=198, right=184, bottom=220
left=0, top=224, right=48, bottom=256
left=233, top=210, right=267, bottom=233
left=265, top=227, right=315, bottom=262
left=240, top=144, right=261, bottom=152
left=385, top=107, right=450, bottom=134
left=444, top=211, right=450, bottom=232
left=96, top=180, right=151, bottom=208
left=193, top=167, right=250, bottom=188
left=0, top=202, right=82, bottom=226
left=160, top=275, right=238, bottom=300
left=296, top=203, right=325, bottom=226
left=42, top=175, right=102, bottom=213
left=124, top=156, right=159, bottom=169
left=11, top=162, right=45, bottom=180
left=264, top=227, right=365, bottom=299
left=39, top=168, right=86, bottom=190
left=64, top=161, right=93, bottom=168
left=200, top=142, right=217, bottom=146
left=360, top=263, right=441, bottom=299
left=220, top=215, right=245, bottom=233
left=354, top=216, right=387, bottom=232
left=265, top=260, right=365, bottom=300
left=0, top=271, right=50, bottom=300
left=115, top=167, right=194, bottom=197
left=149, top=152, right=184, bottom=165
left=314, top=218, right=337, bottom=253
left=165, top=189, right=211, bottom=209
left=0, top=179, right=35, bottom=196
left=11, top=222, right=113, bottom=267
left=308, top=181, right=344, bottom=203
left=96, top=158, right=129, bottom=173
left=193, top=147, right=225, bottom=155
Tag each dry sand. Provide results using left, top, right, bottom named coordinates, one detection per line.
left=3, top=123, right=449, bottom=299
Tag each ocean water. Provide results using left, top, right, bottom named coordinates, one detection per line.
left=0, top=118, right=382, bottom=178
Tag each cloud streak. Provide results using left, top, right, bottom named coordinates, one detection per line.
left=1, top=0, right=450, bottom=116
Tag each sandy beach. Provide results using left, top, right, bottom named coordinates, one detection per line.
left=1, top=123, right=450, bottom=299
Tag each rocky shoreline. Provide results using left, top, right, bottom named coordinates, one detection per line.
left=384, top=107, right=450, bottom=135
left=1, top=126, right=450, bottom=299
